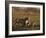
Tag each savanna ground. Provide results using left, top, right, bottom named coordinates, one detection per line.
left=12, top=7, right=40, bottom=31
